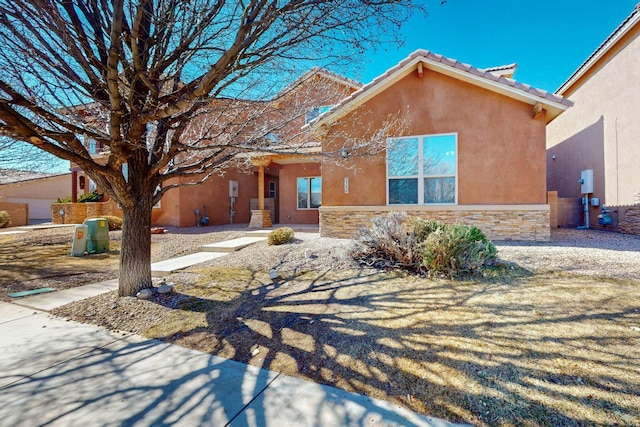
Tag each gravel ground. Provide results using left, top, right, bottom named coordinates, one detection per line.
left=8, top=224, right=640, bottom=280
left=159, top=226, right=640, bottom=281
left=495, top=228, right=640, bottom=280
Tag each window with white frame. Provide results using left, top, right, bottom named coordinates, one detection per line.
left=297, top=177, right=321, bottom=209
left=387, top=133, right=457, bottom=205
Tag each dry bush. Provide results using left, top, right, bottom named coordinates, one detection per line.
left=0, top=210, right=11, bottom=228
left=352, top=212, right=497, bottom=278
left=267, top=227, right=294, bottom=245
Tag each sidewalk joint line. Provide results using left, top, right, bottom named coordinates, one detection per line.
left=223, top=372, right=281, bottom=427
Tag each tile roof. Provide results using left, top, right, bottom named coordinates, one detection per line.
left=556, top=3, right=640, bottom=95
left=0, top=169, right=69, bottom=185
left=307, top=49, right=573, bottom=129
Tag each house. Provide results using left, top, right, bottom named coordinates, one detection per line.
left=63, top=69, right=361, bottom=228
left=546, top=4, right=640, bottom=234
left=0, top=169, right=71, bottom=224
left=65, top=50, right=572, bottom=241
left=302, top=49, right=572, bottom=241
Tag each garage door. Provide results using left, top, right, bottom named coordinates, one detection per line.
left=5, top=198, right=54, bottom=220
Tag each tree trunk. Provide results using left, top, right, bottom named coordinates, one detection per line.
left=118, top=189, right=153, bottom=297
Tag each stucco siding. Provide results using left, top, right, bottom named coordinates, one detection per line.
left=322, top=69, right=548, bottom=207
left=547, top=27, right=640, bottom=207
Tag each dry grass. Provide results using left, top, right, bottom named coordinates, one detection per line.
left=0, top=238, right=121, bottom=301
left=58, top=265, right=639, bottom=427
left=6, top=226, right=640, bottom=425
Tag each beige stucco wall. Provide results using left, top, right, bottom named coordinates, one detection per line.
left=547, top=23, right=640, bottom=214
left=317, top=67, right=550, bottom=240
left=322, top=69, right=548, bottom=207
left=0, top=174, right=70, bottom=219
left=278, top=163, right=321, bottom=225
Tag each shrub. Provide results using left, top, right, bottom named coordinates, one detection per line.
left=77, top=190, right=104, bottom=203
left=419, top=224, right=496, bottom=278
left=86, top=215, right=123, bottom=230
left=352, top=213, right=497, bottom=278
left=55, top=196, right=72, bottom=203
left=267, top=227, right=294, bottom=245
left=0, top=211, right=11, bottom=228
left=351, top=211, right=421, bottom=270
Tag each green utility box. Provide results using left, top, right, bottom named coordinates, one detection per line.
left=84, top=218, right=109, bottom=254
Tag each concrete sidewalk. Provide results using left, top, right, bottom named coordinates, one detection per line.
left=0, top=301, right=468, bottom=427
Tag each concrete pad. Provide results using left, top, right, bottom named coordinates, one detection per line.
left=15, top=223, right=78, bottom=231
left=202, top=236, right=266, bottom=252
left=151, top=252, right=227, bottom=276
left=0, top=311, right=125, bottom=389
left=0, top=315, right=278, bottom=427
left=245, top=229, right=273, bottom=237
left=246, top=373, right=468, bottom=427
left=11, top=279, right=119, bottom=311
left=0, top=301, right=38, bottom=324
left=0, top=230, right=27, bottom=236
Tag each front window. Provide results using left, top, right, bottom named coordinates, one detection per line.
left=297, top=177, right=321, bottom=209
left=387, top=133, right=457, bottom=205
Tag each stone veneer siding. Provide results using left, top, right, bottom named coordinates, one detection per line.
left=615, top=205, right=640, bottom=236
left=320, top=205, right=550, bottom=241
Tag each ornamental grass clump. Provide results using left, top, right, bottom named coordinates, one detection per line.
left=267, top=227, right=294, bottom=245
left=0, top=210, right=11, bottom=228
left=352, top=211, right=497, bottom=278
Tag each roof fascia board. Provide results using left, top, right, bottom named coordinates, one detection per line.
left=556, top=8, right=640, bottom=95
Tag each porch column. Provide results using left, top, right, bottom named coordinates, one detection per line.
left=71, top=170, right=78, bottom=203
left=249, top=158, right=273, bottom=228
left=258, top=165, right=265, bottom=210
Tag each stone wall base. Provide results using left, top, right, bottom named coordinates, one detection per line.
left=0, top=202, right=28, bottom=226
left=320, top=205, right=550, bottom=241
left=614, top=205, right=640, bottom=236
left=51, top=201, right=117, bottom=224
left=249, top=209, right=273, bottom=229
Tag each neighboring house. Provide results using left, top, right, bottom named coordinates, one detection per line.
left=300, top=49, right=572, bottom=241
left=0, top=169, right=71, bottom=221
left=547, top=4, right=640, bottom=233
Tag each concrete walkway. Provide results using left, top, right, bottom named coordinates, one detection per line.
left=0, top=298, right=468, bottom=426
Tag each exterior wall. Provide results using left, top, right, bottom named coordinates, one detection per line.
left=557, top=197, right=582, bottom=228
left=547, top=23, right=640, bottom=223
left=0, top=202, right=28, bottom=226
left=174, top=169, right=258, bottom=227
left=0, top=173, right=70, bottom=219
left=320, top=205, right=550, bottom=241
left=51, top=201, right=116, bottom=224
left=278, top=163, right=321, bottom=224
left=322, top=69, right=548, bottom=208
left=319, top=68, right=548, bottom=241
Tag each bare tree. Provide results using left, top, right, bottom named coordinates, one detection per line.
left=0, top=0, right=422, bottom=296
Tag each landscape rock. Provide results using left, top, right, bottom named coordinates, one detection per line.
left=157, top=284, right=173, bottom=294
left=136, top=288, right=154, bottom=299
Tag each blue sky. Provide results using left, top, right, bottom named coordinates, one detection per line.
left=354, top=0, right=638, bottom=92
left=7, top=1, right=637, bottom=174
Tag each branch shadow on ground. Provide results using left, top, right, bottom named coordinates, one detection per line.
left=146, top=262, right=640, bottom=427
